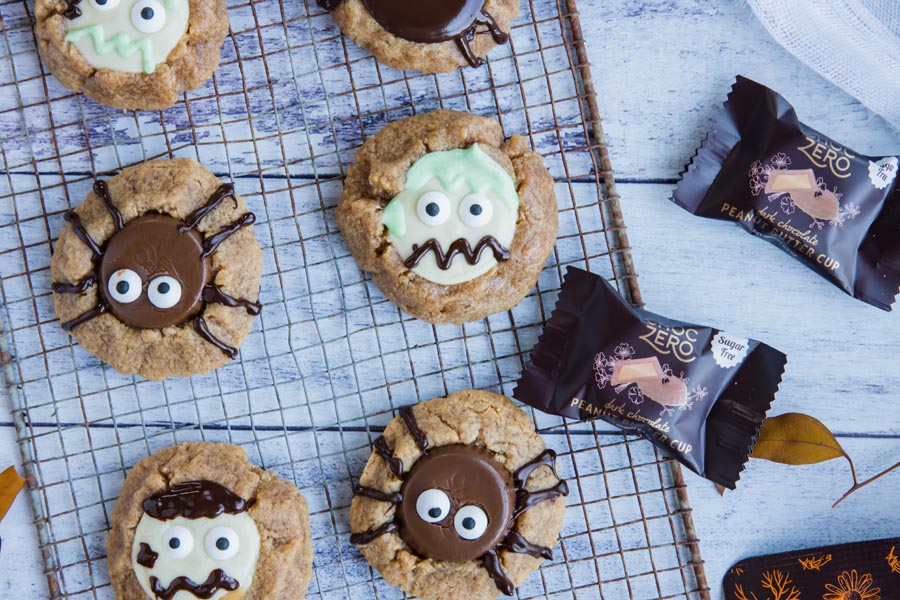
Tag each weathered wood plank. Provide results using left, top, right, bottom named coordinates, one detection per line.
left=589, top=1, right=900, bottom=181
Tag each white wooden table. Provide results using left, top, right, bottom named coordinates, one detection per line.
left=2, top=1, right=899, bottom=599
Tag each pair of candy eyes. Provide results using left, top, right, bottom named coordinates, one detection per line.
left=86, top=0, right=170, bottom=35
left=161, top=525, right=239, bottom=562
left=417, top=192, right=494, bottom=228
left=415, top=489, right=489, bottom=541
left=108, top=269, right=182, bottom=308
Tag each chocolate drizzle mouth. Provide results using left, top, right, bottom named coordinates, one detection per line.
left=149, top=569, right=239, bottom=600
left=318, top=0, right=510, bottom=68
left=405, top=236, right=510, bottom=271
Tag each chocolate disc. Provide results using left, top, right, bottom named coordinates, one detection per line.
left=360, top=0, right=487, bottom=43
left=99, top=214, right=210, bottom=329
left=397, top=444, right=514, bottom=563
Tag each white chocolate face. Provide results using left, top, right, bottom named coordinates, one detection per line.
left=64, top=0, right=190, bottom=74
left=381, top=145, right=520, bottom=286
left=131, top=512, right=261, bottom=600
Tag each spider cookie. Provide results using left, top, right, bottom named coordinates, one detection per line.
left=50, top=159, right=262, bottom=380
left=34, top=0, right=229, bottom=110
left=108, top=442, right=314, bottom=600
left=319, top=0, right=519, bottom=73
left=350, top=390, right=568, bottom=600
left=336, top=110, right=558, bottom=324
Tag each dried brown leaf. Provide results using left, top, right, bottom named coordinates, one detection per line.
left=751, top=413, right=857, bottom=484
left=0, top=466, right=25, bottom=523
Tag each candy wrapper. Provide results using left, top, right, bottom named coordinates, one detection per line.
left=724, top=538, right=900, bottom=599
left=514, top=267, right=787, bottom=489
left=674, top=76, right=900, bottom=310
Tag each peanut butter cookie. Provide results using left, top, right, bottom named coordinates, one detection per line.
left=336, top=110, right=558, bottom=324
left=349, top=390, right=568, bottom=600
left=50, top=159, right=262, bottom=380
left=34, top=0, right=229, bottom=110
left=107, top=442, right=314, bottom=600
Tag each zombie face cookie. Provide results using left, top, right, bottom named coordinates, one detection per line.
left=108, top=443, right=313, bottom=600
left=319, top=0, right=519, bottom=73
left=349, top=390, right=568, bottom=600
left=337, top=110, right=558, bottom=324
left=34, top=0, right=229, bottom=110
left=50, top=159, right=262, bottom=380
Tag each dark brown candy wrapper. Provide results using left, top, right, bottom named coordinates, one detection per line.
left=514, top=267, right=787, bottom=489
left=674, top=75, right=900, bottom=310
left=724, top=537, right=900, bottom=599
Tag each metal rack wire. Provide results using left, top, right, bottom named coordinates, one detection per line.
left=0, top=0, right=710, bottom=598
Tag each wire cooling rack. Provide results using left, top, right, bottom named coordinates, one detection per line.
left=0, top=0, right=710, bottom=598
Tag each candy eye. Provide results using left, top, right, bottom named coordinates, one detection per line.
left=163, top=525, right=193, bottom=559
left=205, top=526, right=239, bottom=561
left=459, top=193, right=494, bottom=228
left=415, top=489, right=451, bottom=523
left=131, top=0, right=167, bottom=34
left=89, top=0, right=120, bottom=10
left=416, top=191, right=451, bottom=226
left=107, top=269, right=142, bottom=304
left=454, top=505, right=488, bottom=540
left=147, top=276, right=182, bottom=309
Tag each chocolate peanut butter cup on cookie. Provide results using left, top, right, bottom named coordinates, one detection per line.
left=50, top=159, right=262, bottom=380
left=34, top=0, right=229, bottom=110
left=319, top=0, right=519, bottom=73
left=349, top=390, right=568, bottom=600
left=337, top=110, right=558, bottom=324
left=107, top=442, right=314, bottom=600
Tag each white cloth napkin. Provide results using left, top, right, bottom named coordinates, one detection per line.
left=747, top=0, right=900, bottom=132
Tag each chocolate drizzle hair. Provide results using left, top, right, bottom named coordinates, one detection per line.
left=142, top=480, right=250, bottom=521
left=405, top=235, right=510, bottom=270
left=149, top=569, right=239, bottom=600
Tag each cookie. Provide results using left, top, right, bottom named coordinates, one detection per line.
left=34, top=0, right=229, bottom=110
left=336, top=110, right=558, bottom=324
left=319, top=0, right=519, bottom=73
left=349, top=390, right=568, bottom=600
left=107, top=442, right=314, bottom=600
left=50, top=159, right=262, bottom=380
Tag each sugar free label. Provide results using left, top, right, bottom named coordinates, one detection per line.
left=711, top=332, right=750, bottom=368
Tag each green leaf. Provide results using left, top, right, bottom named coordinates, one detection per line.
left=751, top=413, right=857, bottom=484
